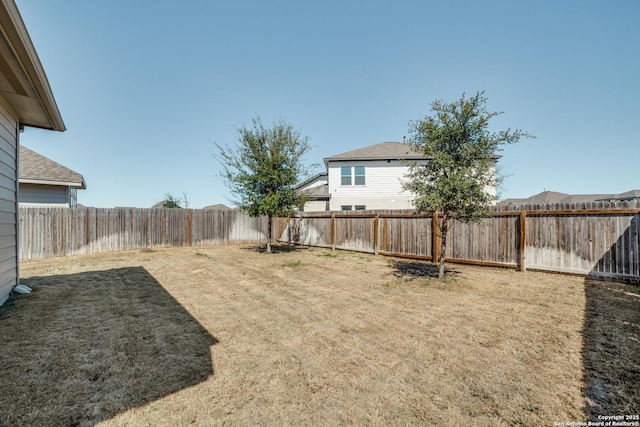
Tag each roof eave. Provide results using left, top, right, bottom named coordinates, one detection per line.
left=20, top=177, right=85, bottom=189
left=0, top=0, right=65, bottom=131
left=295, top=171, right=328, bottom=190
left=324, top=155, right=430, bottom=164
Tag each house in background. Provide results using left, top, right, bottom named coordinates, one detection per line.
left=299, top=141, right=500, bottom=212
left=296, top=172, right=329, bottom=212
left=0, top=0, right=65, bottom=306
left=298, top=142, right=430, bottom=211
left=499, top=190, right=640, bottom=207
left=203, top=203, right=232, bottom=210
left=19, top=146, right=85, bottom=207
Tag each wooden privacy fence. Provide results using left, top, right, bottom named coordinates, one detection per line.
left=18, top=203, right=640, bottom=282
left=19, top=207, right=270, bottom=260
left=278, top=201, right=640, bottom=282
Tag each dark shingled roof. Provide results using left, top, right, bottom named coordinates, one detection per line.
left=602, top=190, right=640, bottom=201
left=19, top=146, right=86, bottom=188
left=499, top=190, right=640, bottom=206
left=324, top=142, right=427, bottom=162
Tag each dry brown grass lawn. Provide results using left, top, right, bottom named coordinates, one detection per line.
left=1, top=245, right=638, bottom=426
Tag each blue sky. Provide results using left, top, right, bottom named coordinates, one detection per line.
left=16, top=0, right=639, bottom=208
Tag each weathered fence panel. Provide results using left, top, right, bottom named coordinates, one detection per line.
left=190, top=209, right=266, bottom=246
left=447, top=214, right=520, bottom=267
left=524, top=211, right=639, bottom=279
left=19, top=207, right=269, bottom=260
left=278, top=202, right=640, bottom=281
left=334, top=216, right=375, bottom=253
left=378, top=215, right=432, bottom=258
left=279, top=216, right=332, bottom=248
left=19, top=203, right=640, bottom=281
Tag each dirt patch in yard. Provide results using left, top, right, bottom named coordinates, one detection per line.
left=0, top=245, right=637, bottom=426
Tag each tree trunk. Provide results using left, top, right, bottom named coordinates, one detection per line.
left=438, top=217, right=449, bottom=279
left=266, top=215, right=272, bottom=253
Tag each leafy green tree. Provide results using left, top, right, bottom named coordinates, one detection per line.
left=403, top=92, right=532, bottom=278
left=162, top=193, right=182, bottom=208
left=216, top=117, right=312, bottom=253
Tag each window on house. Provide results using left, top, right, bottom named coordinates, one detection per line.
left=354, top=205, right=366, bottom=211
left=341, top=166, right=365, bottom=186
left=341, top=166, right=351, bottom=185
left=354, top=166, right=365, bottom=185
left=341, top=205, right=352, bottom=211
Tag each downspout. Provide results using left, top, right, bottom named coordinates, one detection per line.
left=14, top=124, right=22, bottom=289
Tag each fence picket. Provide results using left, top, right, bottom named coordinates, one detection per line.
left=18, top=204, right=640, bottom=282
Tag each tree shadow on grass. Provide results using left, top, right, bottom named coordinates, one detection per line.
left=0, top=267, right=218, bottom=427
left=242, top=244, right=307, bottom=254
left=583, top=212, right=640, bottom=419
left=389, top=259, right=459, bottom=279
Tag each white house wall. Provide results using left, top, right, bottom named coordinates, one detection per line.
left=302, top=200, right=328, bottom=212
left=298, top=175, right=327, bottom=192
left=0, top=98, right=18, bottom=306
left=327, top=160, right=423, bottom=210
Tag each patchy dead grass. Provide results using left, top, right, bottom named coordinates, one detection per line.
left=0, top=245, right=637, bottom=426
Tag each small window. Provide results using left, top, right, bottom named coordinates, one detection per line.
left=354, top=166, right=365, bottom=185
left=354, top=205, right=366, bottom=211
left=341, top=166, right=351, bottom=185
left=341, top=205, right=352, bottom=211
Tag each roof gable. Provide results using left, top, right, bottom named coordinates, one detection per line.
left=295, top=172, right=327, bottom=190
left=19, top=145, right=85, bottom=188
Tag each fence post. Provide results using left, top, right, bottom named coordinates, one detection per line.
left=331, top=213, right=336, bottom=251
left=188, top=209, right=193, bottom=247
left=373, top=214, right=379, bottom=255
left=59, top=208, right=66, bottom=257
left=432, top=212, right=440, bottom=262
left=519, top=211, right=527, bottom=272
left=383, top=216, right=388, bottom=252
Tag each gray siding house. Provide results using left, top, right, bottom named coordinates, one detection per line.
left=0, top=0, right=65, bottom=306
left=19, top=146, right=85, bottom=207
left=296, top=172, right=329, bottom=212
left=298, top=142, right=429, bottom=212
left=324, top=142, right=427, bottom=211
left=299, top=141, right=499, bottom=212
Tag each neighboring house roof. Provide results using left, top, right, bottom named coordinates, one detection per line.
left=599, top=190, right=640, bottom=201
left=202, top=204, right=232, bottom=210
left=0, top=0, right=65, bottom=131
left=302, top=183, right=329, bottom=200
left=499, top=190, right=640, bottom=206
left=19, top=145, right=86, bottom=188
left=296, top=172, right=327, bottom=190
left=295, top=172, right=329, bottom=200
left=527, top=191, right=568, bottom=205
left=324, top=142, right=426, bottom=164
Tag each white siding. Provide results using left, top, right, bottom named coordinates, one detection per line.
left=302, top=200, right=329, bottom=212
left=19, top=183, right=69, bottom=207
left=327, top=160, right=424, bottom=211
left=0, top=99, right=18, bottom=306
left=298, top=174, right=327, bottom=192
